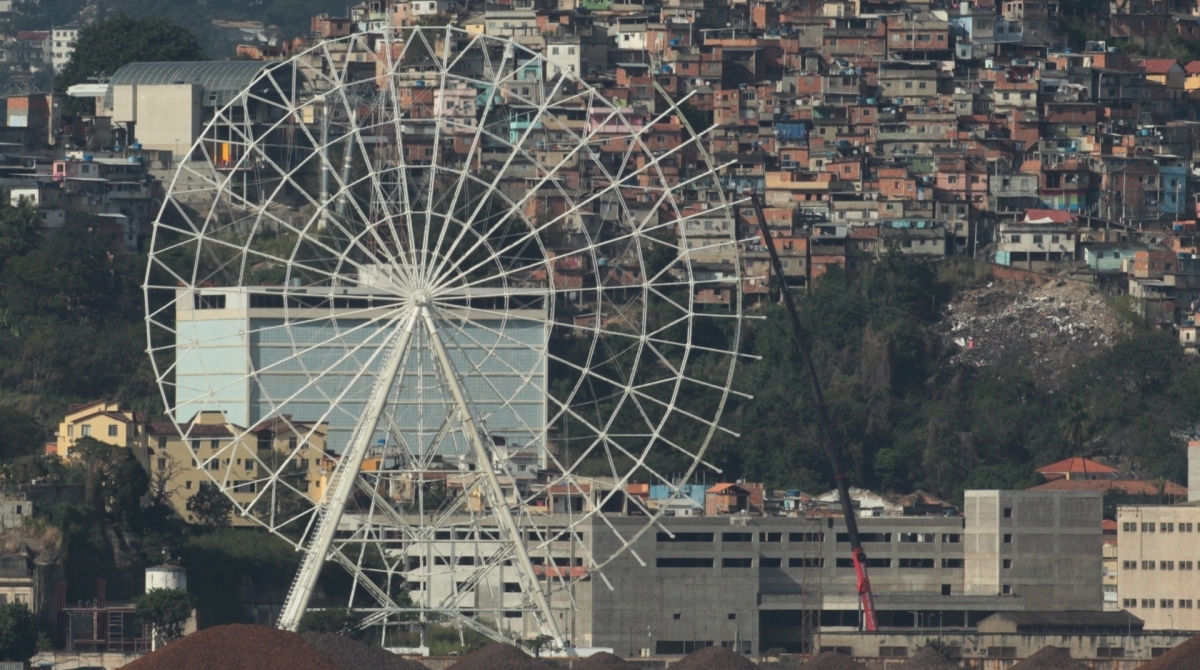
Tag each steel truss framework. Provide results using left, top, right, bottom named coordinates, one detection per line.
left=144, top=27, right=747, bottom=646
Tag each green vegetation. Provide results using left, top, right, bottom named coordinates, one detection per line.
left=298, top=607, right=364, bottom=638
left=186, top=484, right=233, bottom=527
left=135, top=588, right=198, bottom=644
left=564, top=255, right=1199, bottom=503
left=0, top=603, right=38, bottom=662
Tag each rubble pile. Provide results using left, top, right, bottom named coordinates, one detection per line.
left=447, top=643, right=538, bottom=670
left=119, top=624, right=340, bottom=670
left=570, top=651, right=637, bottom=669
left=1138, top=633, right=1200, bottom=670
left=944, top=278, right=1124, bottom=383
left=301, top=632, right=427, bottom=670
left=671, top=646, right=760, bottom=670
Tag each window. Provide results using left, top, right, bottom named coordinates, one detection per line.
left=761, top=558, right=782, bottom=568
left=1002, top=585, right=1012, bottom=595
left=837, top=558, right=890, bottom=568
left=1003, top=507, right=1012, bottom=518
left=1003, top=559, right=1012, bottom=569
left=836, top=533, right=891, bottom=543
left=789, top=532, right=824, bottom=542
left=722, top=558, right=753, bottom=568
left=1183, top=561, right=1194, bottom=570
left=288, top=437, right=297, bottom=450
left=210, top=440, right=219, bottom=450
left=1010, top=235, right=1021, bottom=243
left=1143, top=522, right=1156, bottom=532
left=880, top=647, right=909, bottom=658
left=1097, top=648, right=1125, bottom=658
left=1142, top=560, right=1156, bottom=570
left=246, top=461, right=254, bottom=472
left=898, top=558, right=934, bottom=568
left=1124, top=522, right=1136, bottom=532
left=1163, top=523, right=1174, bottom=532
left=81, top=425, right=91, bottom=437
left=941, top=559, right=963, bottom=568
left=1124, top=598, right=1137, bottom=607
left=1162, top=561, right=1175, bottom=570
left=157, top=458, right=166, bottom=471
left=1003, top=534, right=1013, bottom=543
left=108, top=425, right=118, bottom=437
left=759, top=532, right=782, bottom=543
left=789, top=558, right=824, bottom=568
left=1033, top=235, right=1043, bottom=244
left=657, top=532, right=714, bottom=542
left=942, top=584, right=952, bottom=595
left=1162, top=599, right=1175, bottom=608
left=722, top=532, right=752, bottom=542
left=657, top=558, right=714, bottom=568
left=673, top=613, right=681, bottom=620
left=900, top=533, right=935, bottom=543
left=1123, top=560, right=1137, bottom=570
left=942, top=534, right=961, bottom=543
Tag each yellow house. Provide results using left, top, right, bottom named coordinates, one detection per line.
left=462, top=13, right=486, bottom=35
left=144, top=412, right=330, bottom=526
left=1138, top=59, right=1186, bottom=102
left=1185, top=61, right=1200, bottom=98
left=56, top=400, right=145, bottom=459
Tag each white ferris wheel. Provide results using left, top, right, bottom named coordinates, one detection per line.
left=145, top=26, right=745, bottom=647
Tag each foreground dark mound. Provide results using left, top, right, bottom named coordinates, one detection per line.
left=301, top=631, right=428, bottom=670
left=120, top=624, right=340, bottom=670
left=900, top=648, right=960, bottom=670
left=671, top=645, right=758, bottom=670
left=1008, top=646, right=1088, bottom=670
left=1139, top=634, right=1200, bottom=670
left=572, top=651, right=636, bottom=669
left=448, top=642, right=536, bottom=670
left=798, top=651, right=868, bottom=670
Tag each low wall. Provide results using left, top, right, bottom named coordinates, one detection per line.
left=30, top=651, right=143, bottom=669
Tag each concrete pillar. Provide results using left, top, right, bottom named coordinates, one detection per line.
left=1189, top=441, right=1200, bottom=502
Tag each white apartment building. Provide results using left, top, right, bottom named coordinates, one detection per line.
left=50, top=25, right=78, bottom=72
left=1115, top=504, right=1200, bottom=630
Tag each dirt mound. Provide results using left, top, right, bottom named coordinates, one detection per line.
left=671, top=646, right=758, bottom=670
left=1008, top=646, right=1088, bottom=670
left=571, top=651, right=636, bottom=669
left=448, top=643, right=536, bottom=670
left=1137, top=633, right=1200, bottom=670
left=301, top=632, right=427, bottom=670
left=119, top=624, right=340, bottom=670
left=798, top=651, right=868, bottom=670
left=944, top=278, right=1122, bottom=386
left=900, top=648, right=960, bottom=670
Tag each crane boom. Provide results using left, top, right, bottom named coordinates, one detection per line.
left=747, top=191, right=879, bottom=633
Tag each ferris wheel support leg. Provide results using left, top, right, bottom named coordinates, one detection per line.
left=278, top=309, right=420, bottom=631
left=418, top=305, right=565, bottom=648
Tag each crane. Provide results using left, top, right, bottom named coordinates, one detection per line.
left=747, top=190, right=879, bottom=633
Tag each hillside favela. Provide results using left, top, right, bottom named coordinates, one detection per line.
left=4, top=0, right=1200, bottom=668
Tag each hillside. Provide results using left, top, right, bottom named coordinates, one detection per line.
left=943, top=276, right=1127, bottom=388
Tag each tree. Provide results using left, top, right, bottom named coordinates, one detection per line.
left=524, top=634, right=556, bottom=659
left=0, top=200, right=41, bottom=273
left=0, top=406, right=42, bottom=461
left=298, top=607, right=362, bottom=637
left=54, top=14, right=206, bottom=112
left=0, top=602, right=37, bottom=662
left=186, top=483, right=233, bottom=527
left=135, top=588, right=197, bottom=646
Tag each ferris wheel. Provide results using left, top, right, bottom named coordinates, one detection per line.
left=145, top=26, right=745, bottom=646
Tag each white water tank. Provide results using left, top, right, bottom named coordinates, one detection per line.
left=145, top=565, right=187, bottom=592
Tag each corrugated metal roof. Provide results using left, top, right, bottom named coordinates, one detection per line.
left=104, top=61, right=273, bottom=110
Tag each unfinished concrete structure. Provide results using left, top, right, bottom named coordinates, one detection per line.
left=965, top=490, right=1103, bottom=611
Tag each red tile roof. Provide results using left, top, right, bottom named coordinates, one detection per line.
left=1036, top=457, right=1119, bottom=476
left=1186, top=61, right=1200, bottom=74
left=1139, top=59, right=1180, bottom=75
left=1029, top=478, right=1186, bottom=496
